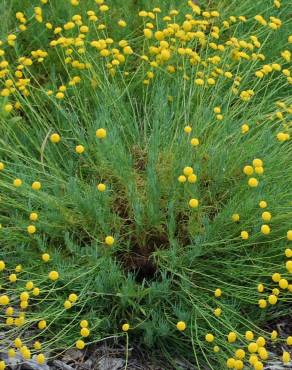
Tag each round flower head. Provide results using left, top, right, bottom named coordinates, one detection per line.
left=188, top=174, right=197, bottom=183
left=248, top=178, right=258, bottom=187
left=232, top=214, right=240, bottom=222
left=76, top=340, right=85, bottom=350
left=184, top=125, right=192, bottom=134
left=245, top=331, right=254, bottom=341
left=176, top=321, right=186, bottom=331
left=69, top=293, right=78, bottom=302
left=178, top=175, right=187, bottom=183
left=227, top=332, right=237, bottom=343
left=214, top=288, right=222, bottom=297
left=48, top=270, right=59, bottom=281
left=122, top=323, right=130, bottom=332
left=75, top=145, right=85, bottom=154
left=205, top=333, right=214, bottom=342
left=13, top=178, right=22, bottom=187
left=253, top=158, right=263, bottom=167
left=97, top=183, right=106, bottom=192
left=31, top=181, right=41, bottom=190
left=261, top=212, right=271, bottom=222
left=42, top=253, right=50, bottom=262
left=80, top=320, right=88, bottom=328
left=27, top=225, right=36, bottom=234
left=36, top=354, right=45, bottom=365
left=191, top=138, right=199, bottom=146
left=241, top=231, right=249, bottom=240
left=243, top=166, right=254, bottom=175
left=183, top=167, right=193, bottom=176
left=0, top=260, right=5, bottom=271
left=189, top=199, right=199, bottom=208
left=282, top=351, right=291, bottom=364
left=105, top=236, right=115, bottom=246
left=268, top=294, right=277, bottom=305
left=29, top=212, right=38, bottom=221
left=96, top=128, right=107, bottom=139
left=38, top=320, right=47, bottom=330
left=80, top=327, right=90, bottom=337
left=50, top=133, right=61, bottom=143
left=261, top=224, right=270, bottom=235
left=64, top=300, right=72, bottom=309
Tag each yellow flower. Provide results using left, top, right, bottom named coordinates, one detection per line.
left=105, top=236, right=115, bottom=246
left=96, top=128, right=107, bottom=139
left=232, top=214, right=240, bottom=222
left=241, top=231, right=249, bottom=240
left=75, top=145, right=85, bottom=154
left=42, top=253, right=50, bottom=262
left=36, top=354, right=45, bottom=365
left=13, top=178, right=22, bottom=187
left=31, top=181, right=41, bottom=190
left=118, top=20, right=127, bottom=27
left=214, top=288, right=222, bottom=297
left=38, top=320, right=47, bottom=330
left=188, top=174, right=197, bottom=183
left=214, top=308, right=222, bottom=317
left=80, top=327, right=90, bottom=337
left=235, top=349, right=245, bottom=360
left=268, top=294, right=277, bottom=305
left=48, top=270, right=59, bottom=281
left=205, top=333, right=214, bottom=342
left=190, top=138, right=199, bottom=146
left=252, top=158, right=263, bottom=167
left=184, top=125, right=192, bottom=134
left=69, top=293, right=78, bottom=302
left=261, top=212, right=271, bottom=222
left=241, top=124, right=249, bottom=134
left=56, top=92, right=64, bottom=100
left=261, top=224, right=270, bottom=235
left=243, top=166, right=253, bottom=175
left=178, top=175, right=187, bottom=183
left=245, top=331, right=254, bottom=341
left=183, top=167, right=193, bottom=176
left=27, top=225, right=36, bottom=234
left=227, top=331, right=237, bottom=343
left=50, top=133, right=61, bottom=143
left=0, top=260, right=5, bottom=271
left=29, top=212, right=38, bottom=221
left=248, top=178, right=258, bottom=187
left=97, top=183, right=106, bottom=192
left=282, top=351, right=290, bottom=364
left=76, top=340, right=85, bottom=349
left=64, top=300, right=72, bottom=309
left=0, top=295, right=10, bottom=305
left=189, top=199, right=199, bottom=208
left=80, top=320, right=88, bottom=328
left=4, top=104, right=13, bottom=113
left=176, top=321, right=186, bottom=331
left=122, top=323, right=129, bottom=332
left=279, top=278, right=288, bottom=289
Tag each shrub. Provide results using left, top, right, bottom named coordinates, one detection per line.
left=0, top=0, right=292, bottom=368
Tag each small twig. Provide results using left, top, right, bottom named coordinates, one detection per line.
left=40, top=128, right=52, bottom=173
left=124, top=333, right=129, bottom=370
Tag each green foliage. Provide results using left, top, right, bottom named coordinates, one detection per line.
left=0, top=0, right=292, bottom=368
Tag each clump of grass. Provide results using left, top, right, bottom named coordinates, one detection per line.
left=0, top=0, right=292, bottom=368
